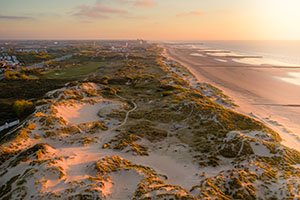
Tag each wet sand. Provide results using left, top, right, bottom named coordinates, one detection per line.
left=164, top=44, right=300, bottom=151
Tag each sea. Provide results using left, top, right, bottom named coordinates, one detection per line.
left=177, top=40, right=300, bottom=67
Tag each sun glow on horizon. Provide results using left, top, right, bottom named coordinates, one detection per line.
left=254, top=0, right=300, bottom=40
left=0, top=0, right=300, bottom=40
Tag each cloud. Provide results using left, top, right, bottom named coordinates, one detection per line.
left=0, top=15, right=35, bottom=20
left=72, top=0, right=155, bottom=20
left=176, top=11, right=204, bottom=17
left=72, top=2, right=128, bottom=19
left=123, top=15, right=148, bottom=20
left=35, top=12, right=61, bottom=17
left=97, top=0, right=156, bottom=8
left=134, top=0, right=156, bottom=7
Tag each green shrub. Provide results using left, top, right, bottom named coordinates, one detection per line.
left=4, top=70, right=32, bottom=80
left=13, top=100, right=34, bottom=118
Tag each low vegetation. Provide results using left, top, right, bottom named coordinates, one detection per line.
left=1, top=42, right=300, bottom=199
left=42, top=61, right=105, bottom=80
left=13, top=100, right=34, bottom=118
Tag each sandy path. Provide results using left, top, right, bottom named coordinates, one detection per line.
left=113, top=93, right=137, bottom=129
left=164, top=45, right=300, bottom=151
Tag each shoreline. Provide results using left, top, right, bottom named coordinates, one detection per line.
left=2, top=42, right=300, bottom=199
left=162, top=44, right=300, bottom=152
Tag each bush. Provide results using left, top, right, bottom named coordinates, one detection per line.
left=4, top=70, right=19, bottom=80
left=4, top=70, right=31, bottom=80
left=13, top=100, right=34, bottom=118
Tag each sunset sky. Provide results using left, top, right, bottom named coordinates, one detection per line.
left=0, top=0, right=300, bottom=40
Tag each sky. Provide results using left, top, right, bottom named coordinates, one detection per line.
left=0, top=0, right=300, bottom=40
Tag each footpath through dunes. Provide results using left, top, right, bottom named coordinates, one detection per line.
left=1, top=44, right=300, bottom=199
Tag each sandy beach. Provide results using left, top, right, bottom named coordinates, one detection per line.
left=164, top=44, right=300, bottom=151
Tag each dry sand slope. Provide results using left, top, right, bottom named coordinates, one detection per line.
left=0, top=82, right=202, bottom=199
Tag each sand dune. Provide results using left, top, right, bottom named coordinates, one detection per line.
left=164, top=44, right=300, bottom=151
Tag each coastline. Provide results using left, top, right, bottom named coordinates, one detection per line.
left=162, top=44, right=300, bottom=152
left=2, top=43, right=300, bottom=199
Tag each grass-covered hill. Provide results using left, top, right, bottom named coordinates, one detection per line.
left=1, top=43, right=300, bottom=200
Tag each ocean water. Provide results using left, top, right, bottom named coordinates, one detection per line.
left=277, top=72, right=300, bottom=86
left=188, top=40, right=300, bottom=66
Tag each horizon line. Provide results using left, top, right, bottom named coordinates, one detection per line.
left=1, top=39, right=300, bottom=42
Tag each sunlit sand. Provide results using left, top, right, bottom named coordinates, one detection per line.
left=277, top=72, right=300, bottom=86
